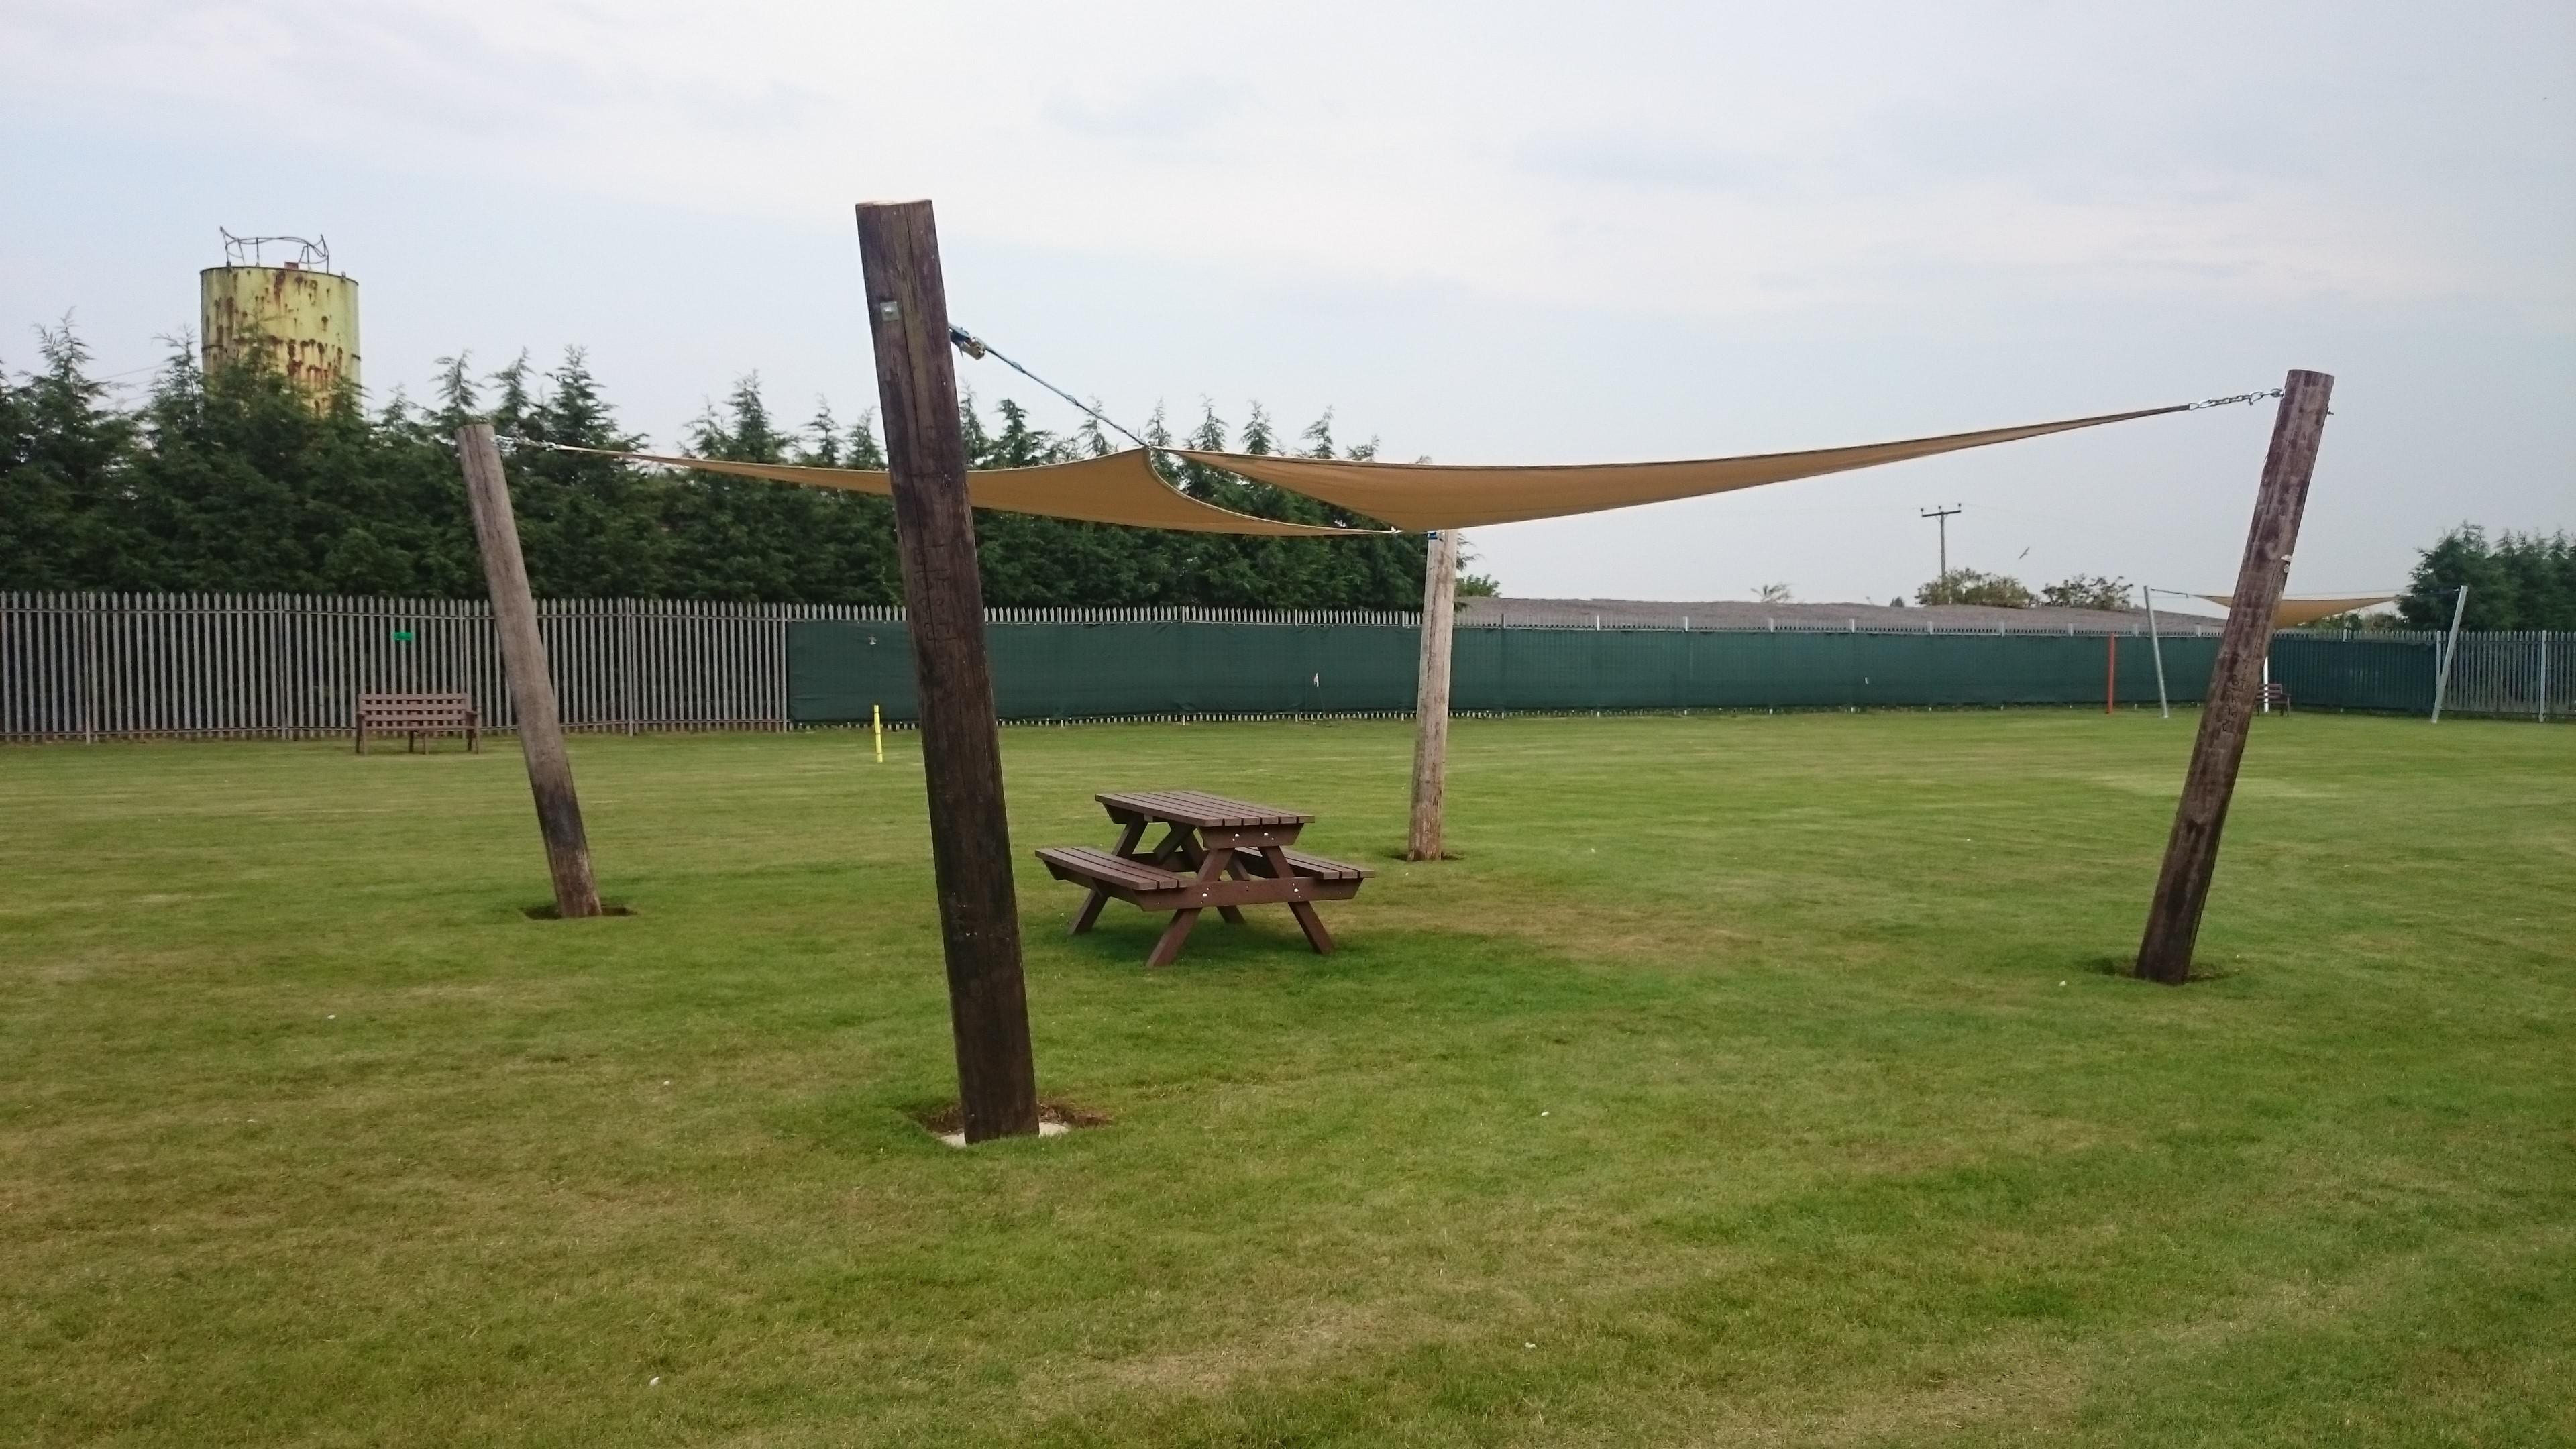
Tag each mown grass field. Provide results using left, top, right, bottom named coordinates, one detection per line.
left=3, top=710, right=2570, bottom=1447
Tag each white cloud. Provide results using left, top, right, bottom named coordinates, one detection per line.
left=15, top=0, right=2567, bottom=317
left=4, top=0, right=2569, bottom=600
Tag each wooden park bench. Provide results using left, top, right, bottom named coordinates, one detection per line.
left=1036, top=790, right=1373, bottom=968
left=355, top=692, right=480, bottom=754
left=2261, top=681, right=2292, bottom=713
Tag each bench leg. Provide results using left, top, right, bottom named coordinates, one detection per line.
left=1260, top=844, right=1336, bottom=955
left=1287, top=900, right=1336, bottom=955
left=1070, top=888, right=1111, bottom=936
left=1146, top=908, right=1201, bottom=969
left=1215, top=857, right=1251, bottom=925
left=1179, top=835, right=1248, bottom=926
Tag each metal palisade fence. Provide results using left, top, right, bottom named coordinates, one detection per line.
left=0, top=593, right=1411, bottom=742
left=1, top=592, right=2565, bottom=742
left=2273, top=627, right=2571, bottom=720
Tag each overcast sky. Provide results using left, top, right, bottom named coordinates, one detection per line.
left=5, top=1, right=2569, bottom=606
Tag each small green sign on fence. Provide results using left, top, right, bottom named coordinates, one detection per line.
left=391, top=630, right=415, bottom=642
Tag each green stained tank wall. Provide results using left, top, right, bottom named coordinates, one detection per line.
left=200, top=265, right=361, bottom=398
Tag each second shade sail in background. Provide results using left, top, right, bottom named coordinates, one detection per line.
left=1176, top=405, right=2190, bottom=531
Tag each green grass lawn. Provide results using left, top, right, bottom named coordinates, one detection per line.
left=3, top=710, right=2570, bottom=1447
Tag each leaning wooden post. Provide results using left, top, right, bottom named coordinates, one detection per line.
left=2135, top=370, right=2332, bottom=984
left=1406, top=529, right=1460, bottom=861
left=854, top=200, right=1040, bottom=1142
left=458, top=423, right=602, bottom=919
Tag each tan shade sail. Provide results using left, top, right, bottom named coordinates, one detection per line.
left=1175, top=404, right=2189, bottom=531
left=2197, top=594, right=2398, bottom=628
left=552, top=445, right=1377, bottom=537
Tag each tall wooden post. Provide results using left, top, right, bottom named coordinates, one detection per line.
left=855, top=200, right=1040, bottom=1142
left=458, top=423, right=602, bottom=919
left=2135, top=370, right=2332, bottom=984
left=1407, top=529, right=1460, bottom=862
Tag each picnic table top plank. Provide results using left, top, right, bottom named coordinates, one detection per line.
left=1096, top=789, right=1313, bottom=828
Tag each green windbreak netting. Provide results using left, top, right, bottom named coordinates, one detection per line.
left=2269, top=633, right=2438, bottom=714
left=789, top=621, right=2220, bottom=723
left=1445, top=630, right=2198, bottom=712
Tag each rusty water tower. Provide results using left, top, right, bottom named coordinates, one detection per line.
left=200, top=230, right=360, bottom=398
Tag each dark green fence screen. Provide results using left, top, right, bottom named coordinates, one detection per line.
left=790, top=622, right=2219, bottom=724
left=2268, top=632, right=2437, bottom=715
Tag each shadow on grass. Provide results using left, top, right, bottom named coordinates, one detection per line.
left=2082, top=952, right=2237, bottom=984
left=1046, top=912, right=1349, bottom=975
left=904, top=1098, right=1113, bottom=1134
left=521, top=902, right=640, bottom=920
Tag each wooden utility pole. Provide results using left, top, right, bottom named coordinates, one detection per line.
left=458, top=423, right=602, bottom=919
left=854, top=200, right=1040, bottom=1142
left=1407, top=529, right=1460, bottom=861
left=1921, top=504, right=1962, bottom=583
left=2135, top=370, right=2332, bottom=984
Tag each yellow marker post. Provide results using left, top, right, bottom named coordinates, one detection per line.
left=872, top=703, right=883, bottom=763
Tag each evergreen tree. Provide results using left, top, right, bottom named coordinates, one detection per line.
left=0, top=324, right=151, bottom=588
left=2400, top=525, right=2576, bottom=630
left=505, top=347, right=666, bottom=598
left=0, top=324, right=1443, bottom=608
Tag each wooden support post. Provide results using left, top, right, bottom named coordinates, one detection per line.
left=2106, top=634, right=2118, bottom=714
left=1406, top=529, right=1460, bottom=862
left=2135, top=370, right=2332, bottom=985
left=458, top=423, right=602, bottom=920
left=854, top=200, right=1040, bottom=1142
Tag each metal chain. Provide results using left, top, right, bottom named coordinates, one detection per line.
left=2187, top=388, right=2284, bottom=410
left=948, top=326, right=1153, bottom=452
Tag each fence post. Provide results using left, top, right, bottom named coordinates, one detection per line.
left=2430, top=586, right=2468, bottom=722
left=459, top=423, right=604, bottom=919
left=2541, top=630, right=2549, bottom=724
left=2137, top=369, right=2332, bottom=985
left=856, top=199, right=1040, bottom=1144
left=81, top=594, right=99, bottom=743
left=2143, top=586, right=2171, bottom=719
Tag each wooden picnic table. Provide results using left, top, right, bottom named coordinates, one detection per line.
left=1035, top=790, right=1373, bottom=968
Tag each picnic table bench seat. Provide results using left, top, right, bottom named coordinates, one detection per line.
left=1034, top=846, right=1193, bottom=898
left=1231, top=845, right=1370, bottom=883
left=1036, top=790, right=1373, bottom=968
